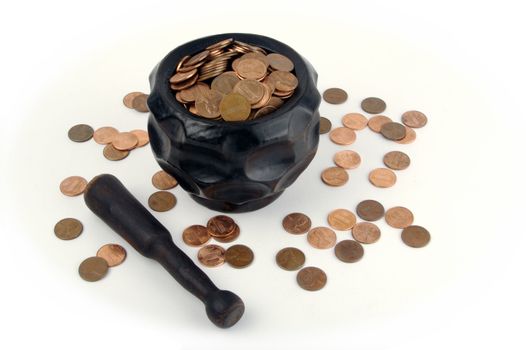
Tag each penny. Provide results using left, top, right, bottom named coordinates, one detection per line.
left=123, top=92, right=145, bottom=109
left=369, top=168, right=397, bottom=188
left=68, top=124, right=93, bottom=142
left=151, top=170, right=178, bottom=190
left=275, top=247, right=306, bottom=271
left=211, top=72, right=240, bottom=94
left=368, top=115, right=392, bottom=133
left=195, top=89, right=224, bottom=118
left=78, top=256, right=108, bottom=282
left=380, top=122, right=407, bottom=141
left=342, top=113, right=368, bottom=130
left=395, top=126, right=417, bottom=144
left=267, top=71, right=298, bottom=92
left=282, top=213, right=312, bottom=234
left=96, top=244, right=127, bottom=267
left=329, top=127, right=356, bottom=145
left=253, top=105, right=276, bottom=119
left=232, top=79, right=265, bottom=104
left=207, top=215, right=236, bottom=238
left=321, top=167, right=349, bottom=187
left=197, top=244, right=225, bottom=267
left=60, top=176, right=88, bottom=196
left=235, top=58, right=267, bottom=80
left=185, top=50, right=210, bottom=67
left=319, top=117, right=332, bottom=134
left=385, top=207, right=414, bottom=229
left=213, top=224, right=240, bottom=243
left=103, top=144, right=129, bottom=161
left=352, top=222, right=381, bottom=244
left=93, top=126, right=118, bottom=145
left=132, top=94, right=149, bottom=112
left=401, top=225, right=430, bottom=248
left=219, top=93, right=251, bottom=121
left=296, top=267, right=327, bottom=291
left=356, top=199, right=385, bottom=221
left=327, top=209, right=356, bottom=230
left=383, top=151, right=411, bottom=170
left=266, top=53, right=294, bottom=72
left=130, top=129, right=149, bottom=147
left=307, top=227, right=337, bottom=249
left=169, top=69, right=198, bottom=84
left=361, top=97, right=386, bottom=114
left=333, top=150, right=361, bottom=169
left=180, top=82, right=210, bottom=102
left=54, top=218, right=83, bottom=240
left=323, top=88, right=348, bottom=104
left=251, top=83, right=272, bottom=109
left=334, top=240, right=364, bottom=263
left=112, top=132, right=138, bottom=151
left=402, top=110, right=428, bottom=128
left=225, top=244, right=254, bottom=268
left=182, top=225, right=211, bottom=247
left=148, top=191, right=176, bottom=212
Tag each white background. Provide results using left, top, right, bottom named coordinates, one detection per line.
left=1, top=0, right=525, bottom=349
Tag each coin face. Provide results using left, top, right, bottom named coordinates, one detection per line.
left=323, top=88, right=348, bottom=104
left=319, top=117, right=332, bottom=134
left=329, top=127, right=356, bottom=145
left=103, top=144, right=129, bottom=161
left=383, top=151, right=411, bottom=170
left=68, top=124, right=93, bottom=142
left=356, top=200, right=385, bottom=221
left=54, top=218, right=83, bottom=240
left=130, top=129, right=149, bottom=147
left=236, top=58, right=267, bottom=80
left=225, top=244, right=254, bottom=268
left=282, top=213, right=312, bottom=234
left=123, top=92, right=145, bottom=109
left=402, top=110, right=427, bottom=128
left=321, top=167, right=349, bottom=186
left=327, top=209, right=356, bottom=230
left=268, top=71, right=298, bottom=92
left=148, top=191, right=177, bottom=212
left=334, top=240, right=364, bottom=263
left=401, top=225, right=430, bottom=248
left=380, top=122, right=407, bottom=141
left=266, top=53, right=294, bottom=72
left=232, top=79, right=265, bottom=104
left=219, top=93, right=251, bottom=121
left=361, top=97, right=386, bottom=114
left=196, top=89, right=224, bottom=118
left=297, top=267, right=327, bottom=291
left=207, top=215, right=236, bottom=238
left=369, top=168, right=397, bottom=188
left=342, top=113, right=368, bottom=130
left=275, top=247, right=306, bottom=271
left=60, top=176, right=88, bottom=196
left=307, top=227, right=337, bottom=249
left=182, top=225, right=211, bottom=247
left=93, top=126, right=118, bottom=145
left=132, top=94, right=149, bottom=112
left=78, top=256, right=108, bottom=282
left=213, top=224, right=240, bottom=243
left=333, top=150, right=361, bottom=169
left=395, top=126, right=417, bottom=144
left=385, top=206, right=414, bottom=229
left=211, top=72, right=240, bottom=94
left=112, top=132, right=139, bottom=151
left=368, top=115, right=392, bottom=133
left=197, top=244, right=226, bottom=267
left=151, top=170, right=178, bottom=190
left=97, top=244, right=127, bottom=267
left=352, top=222, right=381, bottom=244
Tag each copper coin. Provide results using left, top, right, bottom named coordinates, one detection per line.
left=151, top=170, right=178, bottom=190
left=334, top=240, right=364, bottom=263
left=327, top=209, right=356, bottom=230
left=148, top=191, right=176, bottom=212
left=329, top=127, right=356, bottom=145
left=197, top=244, right=225, bottom=267
left=319, top=117, right=332, bottom=134
left=333, top=150, right=361, bottom=169
left=96, top=244, right=127, bottom=267
left=60, top=176, right=88, bottom=196
left=368, top=115, right=393, bottom=133
left=267, top=71, right=298, bottom=92
left=185, top=50, right=210, bottom=67
left=361, top=97, right=386, bottom=114
left=342, top=113, right=368, bottom=130
left=385, top=207, right=414, bottom=229
left=180, top=82, right=210, bottom=102
left=321, top=167, right=349, bottom=187
left=213, top=224, right=240, bottom=243
left=282, top=213, right=311, bottom=234
left=207, top=215, right=236, bottom=238
left=132, top=94, right=149, bottom=112
left=219, top=93, right=251, bottom=121
left=396, top=126, right=417, bottom=144
left=352, top=222, right=381, bottom=244
left=130, top=129, right=149, bottom=147
left=78, top=257, right=108, bottom=282
left=253, top=105, right=277, bottom=119
left=369, top=168, right=397, bottom=188
left=356, top=199, right=385, bottom=221
left=182, top=225, right=211, bottom=247
left=275, top=247, right=306, bottom=271
left=112, top=132, right=138, bottom=151
left=54, top=218, right=83, bottom=240
left=232, top=79, right=265, bottom=104
left=402, top=110, right=428, bottom=128
left=211, top=72, right=240, bottom=94
left=323, top=88, right=348, bottom=104
left=380, top=122, right=407, bottom=141
left=235, top=58, right=267, bottom=80
left=401, top=225, right=430, bottom=248
left=196, top=89, right=224, bottom=119
left=225, top=244, right=254, bottom=268
left=93, top=126, right=118, bottom=145
left=169, top=68, right=198, bottom=84
left=123, top=92, right=145, bottom=109
left=383, top=151, right=411, bottom=170
left=296, top=267, right=327, bottom=291
left=266, top=53, right=294, bottom=72
left=103, top=144, right=129, bottom=161
left=68, top=124, right=93, bottom=142
left=307, top=227, right=337, bottom=249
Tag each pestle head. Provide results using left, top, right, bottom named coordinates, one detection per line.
left=205, top=290, right=245, bottom=328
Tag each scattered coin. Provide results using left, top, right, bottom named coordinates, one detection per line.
left=267, top=53, right=294, bottom=72
left=333, top=150, right=361, bottom=169
left=123, top=92, right=145, bottom=109
left=197, top=244, right=226, bottom=267
left=132, top=94, right=149, bottom=112
left=151, top=170, right=178, bottom=190
left=327, top=209, right=357, bottom=230
left=380, top=122, right=407, bottom=141
left=112, top=132, right=139, bottom=151
left=54, top=218, right=83, bottom=240
left=96, top=244, right=127, bottom=267
left=323, top=88, right=348, bottom=104
left=103, top=144, right=129, bottom=161
left=334, top=240, right=364, bottom=263
left=356, top=200, right=385, bottom=221
left=396, top=126, right=417, bottom=144
left=319, top=117, right=332, bottom=134
left=307, top=226, right=337, bottom=249
left=383, top=151, right=411, bottom=170
left=368, top=115, right=392, bottom=133
left=68, top=124, right=94, bottom=142
left=402, top=110, right=428, bottom=128
left=207, top=215, right=236, bottom=238
left=78, top=256, right=108, bottom=282
left=282, top=213, right=312, bottom=234
left=275, top=247, right=306, bottom=271
left=93, top=126, right=118, bottom=145
left=213, top=224, right=240, bottom=243
left=130, top=129, right=149, bottom=147
left=352, top=222, right=381, bottom=244
left=401, top=225, right=430, bottom=248
left=148, top=191, right=177, bottom=212
left=361, top=97, right=386, bottom=114
left=182, top=225, right=211, bottom=247
left=385, top=206, right=414, bottom=229
left=342, top=113, right=368, bottom=130
left=329, top=127, right=356, bottom=145
left=321, top=167, right=349, bottom=187
left=297, top=266, right=327, bottom=291
left=225, top=244, right=254, bottom=268
left=369, top=168, right=397, bottom=188
left=60, top=176, right=88, bottom=196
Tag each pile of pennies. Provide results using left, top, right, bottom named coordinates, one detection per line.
left=169, top=38, right=298, bottom=121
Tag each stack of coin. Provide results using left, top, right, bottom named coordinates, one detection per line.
left=123, top=92, right=150, bottom=113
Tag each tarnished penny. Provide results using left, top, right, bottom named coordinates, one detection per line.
left=402, top=110, right=428, bottom=128
left=396, top=126, right=417, bottom=144
left=329, top=127, right=356, bottom=145
left=93, top=126, right=118, bottom=145
left=151, top=170, right=178, bottom=190
left=380, top=122, right=407, bottom=141
left=112, top=132, right=138, bottom=151
left=275, top=247, right=306, bottom=271
left=361, top=97, right=386, bottom=114
left=148, top=191, right=176, bottom=212
left=225, top=244, right=254, bottom=268
left=297, top=267, right=327, bottom=291
left=319, top=117, right=332, bottom=134
left=368, top=115, right=392, bottom=133
left=219, top=93, right=251, bottom=121
left=352, top=222, right=381, bottom=244
left=132, top=94, right=149, bottom=112
left=385, top=207, right=414, bottom=229
left=334, top=240, right=364, bottom=263
left=213, top=224, right=240, bottom=243
left=54, top=218, right=83, bottom=240
left=356, top=200, right=385, bottom=221
left=323, top=88, right=348, bottom=104
left=282, top=213, right=312, bottom=234
left=195, top=89, right=224, bottom=118
left=327, top=209, right=356, bottom=230
left=267, top=53, right=294, bottom=72
left=60, top=176, right=88, bottom=196
left=383, top=151, right=411, bottom=170
left=68, top=124, right=94, bottom=142
left=211, top=72, right=240, bottom=94
left=333, top=150, right=361, bottom=169
left=401, top=225, right=430, bottom=248
left=321, top=167, right=349, bottom=187
left=232, top=79, right=265, bottom=104
left=182, top=225, right=211, bottom=247
left=197, top=244, right=225, bottom=267
left=97, top=244, right=127, bottom=267
left=123, top=92, right=145, bottom=109
left=342, top=113, right=368, bottom=130
left=307, top=227, right=337, bottom=249
left=369, top=168, right=397, bottom=188
left=207, top=215, right=236, bottom=238
left=130, top=129, right=149, bottom=147
left=78, top=257, right=108, bottom=282
left=103, top=144, right=129, bottom=161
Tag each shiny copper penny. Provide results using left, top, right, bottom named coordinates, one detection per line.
left=232, top=79, right=265, bottom=104
left=319, top=117, right=332, bottom=134
left=132, top=94, right=149, bottom=112
left=401, top=225, right=430, bottom=248
left=307, top=227, right=337, bottom=249
left=369, top=168, right=397, bottom=188
left=356, top=200, right=385, bottom=221
left=93, top=126, right=118, bottom=145
left=182, top=225, right=211, bottom=247
left=207, top=215, right=236, bottom=238
left=368, top=115, right=393, bottom=133
left=327, top=209, right=357, bottom=230
left=297, top=267, right=327, bottom=291
left=225, top=244, right=254, bottom=268
left=96, top=244, right=127, bottom=267
left=151, top=170, right=178, bottom=190
left=352, top=222, right=381, bottom=244
left=103, top=144, right=129, bottom=161
left=329, top=127, right=356, bottom=145
left=321, top=167, right=349, bottom=187
left=148, top=191, right=176, bottom=212
left=211, top=72, right=240, bottom=94
left=267, top=71, right=298, bottom=92
left=275, top=247, right=306, bottom=271
left=361, top=97, right=386, bottom=114
left=380, top=122, right=407, bottom=141
left=112, top=132, right=138, bottom=151
left=219, top=93, right=251, bottom=121
left=334, top=240, right=364, bottom=263
left=60, top=176, right=88, bottom=196
left=68, top=124, right=93, bottom=142
left=123, top=92, right=145, bottom=109
left=78, top=256, right=108, bottom=282
left=342, top=113, right=368, bottom=130
left=385, top=207, right=414, bottom=229
left=213, top=224, right=240, bottom=243
left=266, top=53, right=294, bottom=72
left=54, top=218, right=83, bottom=240
left=130, top=129, right=149, bottom=147
left=333, top=150, right=361, bottom=169
left=383, top=151, right=411, bottom=170
left=323, top=88, right=348, bottom=104
left=396, top=126, right=417, bottom=144
left=402, top=110, right=428, bottom=128
left=235, top=58, right=267, bottom=80
left=282, top=213, right=312, bottom=234
left=197, top=244, right=225, bottom=267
